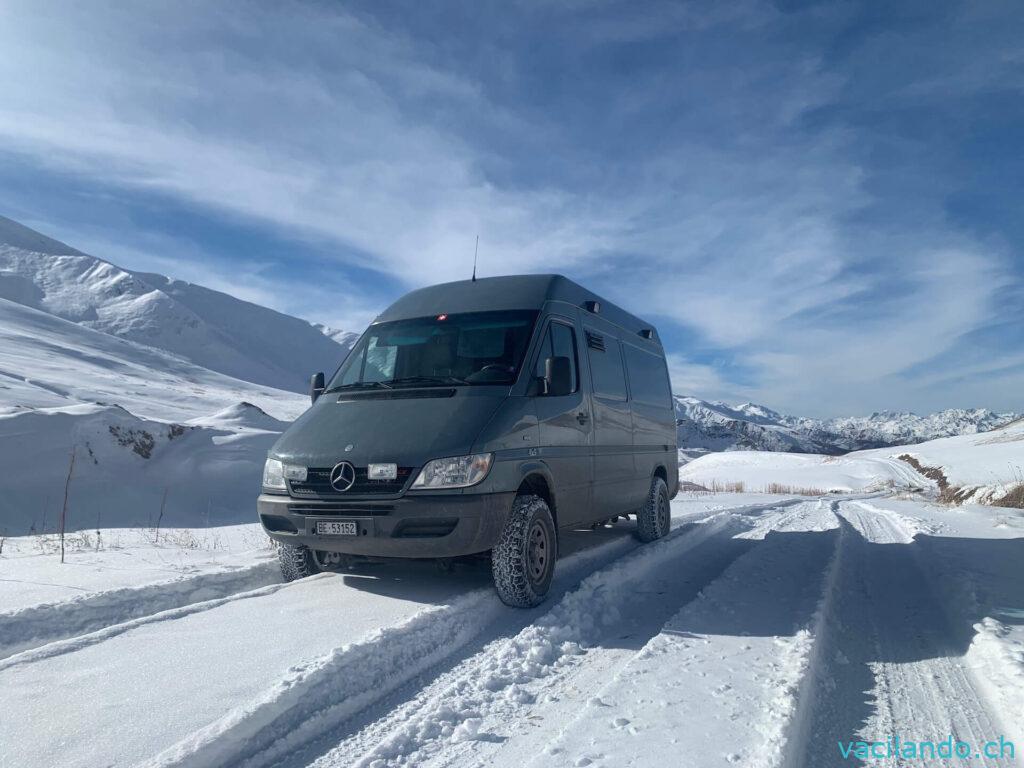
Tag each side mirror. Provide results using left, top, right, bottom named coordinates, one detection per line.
left=310, top=371, right=325, bottom=404
left=544, top=356, right=572, bottom=397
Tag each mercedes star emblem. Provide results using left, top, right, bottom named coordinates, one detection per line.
left=329, top=461, right=356, bottom=492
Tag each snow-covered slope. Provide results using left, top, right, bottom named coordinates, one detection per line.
left=0, top=215, right=354, bottom=393
left=0, top=296, right=307, bottom=536
left=679, top=450, right=932, bottom=494
left=0, top=296, right=307, bottom=422
left=0, top=402, right=288, bottom=535
left=854, top=417, right=1024, bottom=505
left=675, top=395, right=1020, bottom=460
left=679, top=417, right=1024, bottom=506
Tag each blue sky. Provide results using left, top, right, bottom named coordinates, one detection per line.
left=1, top=0, right=1021, bottom=417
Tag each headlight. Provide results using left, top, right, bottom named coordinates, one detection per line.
left=411, top=453, right=493, bottom=489
left=262, top=458, right=307, bottom=490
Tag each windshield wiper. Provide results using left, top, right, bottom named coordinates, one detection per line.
left=386, top=375, right=468, bottom=387
left=323, top=381, right=393, bottom=394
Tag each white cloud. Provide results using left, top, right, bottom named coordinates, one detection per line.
left=664, top=353, right=751, bottom=403
left=0, top=3, right=620, bottom=287
left=0, top=1, right=1018, bottom=415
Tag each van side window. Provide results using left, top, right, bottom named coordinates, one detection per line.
left=585, top=330, right=627, bottom=400
left=624, top=344, right=672, bottom=406
left=533, top=321, right=579, bottom=393
left=549, top=322, right=578, bottom=393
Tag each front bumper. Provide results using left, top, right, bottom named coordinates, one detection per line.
left=257, top=490, right=516, bottom=558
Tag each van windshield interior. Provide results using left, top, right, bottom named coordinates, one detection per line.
left=327, top=310, right=539, bottom=389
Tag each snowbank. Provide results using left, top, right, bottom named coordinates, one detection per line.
left=0, top=402, right=284, bottom=534
left=854, top=418, right=1024, bottom=504
left=679, top=451, right=931, bottom=494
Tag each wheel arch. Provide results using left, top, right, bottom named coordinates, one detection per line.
left=515, top=460, right=559, bottom=529
left=652, top=464, right=668, bottom=484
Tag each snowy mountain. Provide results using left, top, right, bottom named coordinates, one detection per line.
left=675, top=395, right=1020, bottom=461
left=0, top=294, right=310, bottom=534
left=312, top=322, right=361, bottom=350
left=0, top=296, right=309, bottom=421
left=0, top=215, right=341, bottom=536
left=0, top=215, right=354, bottom=393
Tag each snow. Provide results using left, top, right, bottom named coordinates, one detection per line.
left=0, top=524, right=274, bottom=612
left=0, top=220, right=353, bottom=393
left=679, top=418, right=1024, bottom=506
left=0, top=215, right=1021, bottom=767
left=674, top=395, right=1019, bottom=460
left=854, top=417, right=1024, bottom=503
left=0, top=401, right=291, bottom=535
left=0, top=570, right=483, bottom=768
left=530, top=503, right=841, bottom=768
left=1, top=489, right=1021, bottom=768
left=678, top=450, right=931, bottom=494
left=0, top=296, right=308, bottom=422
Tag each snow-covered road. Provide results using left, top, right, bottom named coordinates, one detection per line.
left=1, top=495, right=1021, bottom=768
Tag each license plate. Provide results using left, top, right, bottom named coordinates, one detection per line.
left=315, top=520, right=358, bottom=536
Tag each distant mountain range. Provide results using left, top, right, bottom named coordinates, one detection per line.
left=674, top=396, right=1020, bottom=462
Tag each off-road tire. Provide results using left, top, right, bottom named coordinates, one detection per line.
left=278, top=542, right=320, bottom=581
left=492, top=494, right=557, bottom=608
left=636, top=476, right=670, bottom=542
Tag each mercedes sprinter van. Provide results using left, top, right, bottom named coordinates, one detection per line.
left=258, top=274, right=678, bottom=606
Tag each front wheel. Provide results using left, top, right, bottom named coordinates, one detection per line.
left=636, top=476, right=670, bottom=542
left=492, top=494, right=557, bottom=607
left=277, top=542, right=320, bottom=581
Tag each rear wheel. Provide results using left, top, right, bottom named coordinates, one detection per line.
left=492, top=494, right=557, bottom=607
left=277, top=542, right=320, bottom=581
left=636, top=476, right=670, bottom=542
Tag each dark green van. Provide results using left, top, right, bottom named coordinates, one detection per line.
left=258, top=274, right=678, bottom=606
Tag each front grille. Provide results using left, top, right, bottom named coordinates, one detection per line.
left=289, top=466, right=414, bottom=497
left=287, top=503, right=395, bottom=516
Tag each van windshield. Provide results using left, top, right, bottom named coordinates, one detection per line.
left=327, top=310, right=539, bottom=390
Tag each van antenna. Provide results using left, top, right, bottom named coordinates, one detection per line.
left=472, top=235, right=479, bottom=282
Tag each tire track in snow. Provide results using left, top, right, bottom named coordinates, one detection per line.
left=0, top=570, right=300, bottom=672
left=142, top=502, right=805, bottom=768
left=303, top=508, right=778, bottom=768
left=0, top=560, right=279, bottom=660
left=524, top=502, right=843, bottom=768
left=141, top=513, right=717, bottom=768
left=790, top=499, right=1005, bottom=768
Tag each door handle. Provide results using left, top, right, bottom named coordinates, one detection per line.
left=577, top=411, right=589, bottom=425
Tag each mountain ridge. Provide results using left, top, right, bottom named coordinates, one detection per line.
left=0, top=215, right=354, bottom=393
left=675, top=395, right=1020, bottom=462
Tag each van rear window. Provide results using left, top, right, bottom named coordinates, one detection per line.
left=624, top=344, right=672, bottom=406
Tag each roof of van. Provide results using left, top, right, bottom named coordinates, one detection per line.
left=375, top=274, right=659, bottom=342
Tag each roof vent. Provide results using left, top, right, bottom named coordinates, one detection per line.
left=639, top=328, right=655, bottom=339
left=583, top=300, right=601, bottom=314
